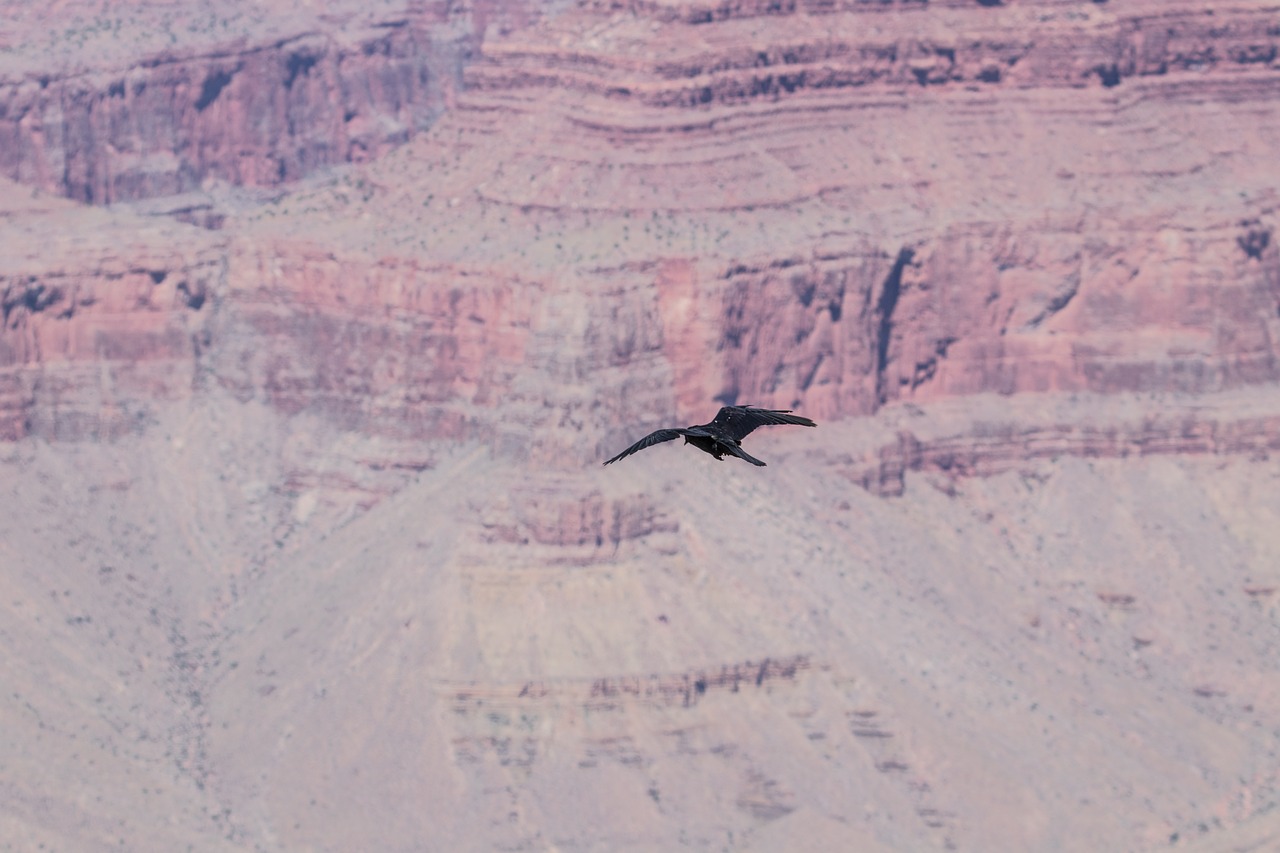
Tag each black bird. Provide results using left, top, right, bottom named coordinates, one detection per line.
left=603, top=405, right=816, bottom=467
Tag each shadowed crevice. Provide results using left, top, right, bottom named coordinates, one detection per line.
left=875, top=247, right=914, bottom=405
left=194, top=69, right=235, bottom=112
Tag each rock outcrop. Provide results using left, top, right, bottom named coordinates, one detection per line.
left=0, top=180, right=224, bottom=439
left=0, top=0, right=545, bottom=205
left=839, top=388, right=1280, bottom=496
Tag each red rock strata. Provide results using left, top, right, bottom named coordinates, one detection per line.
left=5, top=5, right=1280, bottom=852
left=1, top=0, right=1278, bottom=460
left=847, top=390, right=1280, bottom=495
left=0, top=0, right=543, bottom=204
left=0, top=183, right=224, bottom=439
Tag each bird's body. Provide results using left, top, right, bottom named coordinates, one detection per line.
left=603, top=405, right=816, bottom=467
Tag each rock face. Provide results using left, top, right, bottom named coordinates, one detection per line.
left=3, top=1, right=1280, bottom=851
left=0, top=181, right=224, bottom=439
left=3, top=0, right=1279, bottom=447
left=436, top=0, right=1280, bottom=423
left=0, top=0, right=546, bottom=205
left=191, top=0, right=1280, bottom=432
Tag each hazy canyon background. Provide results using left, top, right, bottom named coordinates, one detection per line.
left=2, top=0, right=1280, bottom=850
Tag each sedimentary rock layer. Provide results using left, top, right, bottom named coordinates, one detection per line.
left=3, top=1, right=1278, bottom=448
left=3, top=4, right=1280, bottom=852
left=0, top=0, right=545, bottom=204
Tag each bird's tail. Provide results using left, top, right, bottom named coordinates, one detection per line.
left=722, top=443, right=767, bottom=466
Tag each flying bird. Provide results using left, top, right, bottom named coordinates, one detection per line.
left=603, top=405, right=816, bottom=467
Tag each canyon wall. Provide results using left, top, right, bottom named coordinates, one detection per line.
left=4, top=3, right=1280, bottom=852
left=3, top=1, right=1279, bottom=477
left=3, top=0, right=1279, bottom=444
left=0, top=0, right=550, bottom=204
left=0, top=184, right=224, bottom=439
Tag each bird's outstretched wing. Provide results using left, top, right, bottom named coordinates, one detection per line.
left=706, top=405, right=817, bottom=441
left=603, top=428, right=688, bottom=465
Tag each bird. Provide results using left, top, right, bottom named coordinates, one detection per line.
left=603, top=405, right=816, bottom=467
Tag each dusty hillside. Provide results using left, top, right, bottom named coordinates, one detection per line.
left=1, top=0, right=1279, bottom=851
left=3, top=393, right=1279, bottom=851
